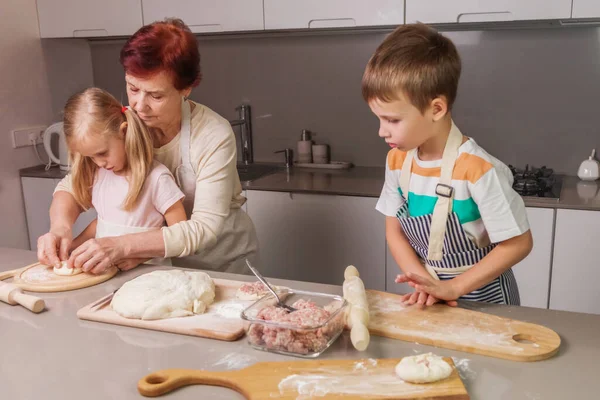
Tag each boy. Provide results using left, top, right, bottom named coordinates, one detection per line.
left=363, top=24, right=533, bottom=307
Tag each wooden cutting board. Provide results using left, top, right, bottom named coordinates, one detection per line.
left=367, top=290, right=560, bottom=362
left=0, top=262, right=118, bottom=292
left=77, top=279, right=259, bottom=341
left=138, top=358, right=469, bottom=399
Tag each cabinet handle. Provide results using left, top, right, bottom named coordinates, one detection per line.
left=308, top=18, right=356, bottom=29
left=457, top=12, right=512, bottom=23
left=73, top=29, right=108, bottom=37
left=188, top=24, right=223, bottom=33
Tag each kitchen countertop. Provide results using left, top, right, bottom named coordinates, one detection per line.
left=20, top=164, right=600, bottom=210
left=2, top=246, right=600, bottom=399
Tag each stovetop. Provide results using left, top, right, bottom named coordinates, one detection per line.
left=509, top=165, right=562, bottom=201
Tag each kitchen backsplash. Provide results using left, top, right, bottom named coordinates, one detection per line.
left=90, top=27, right=600, bottom=174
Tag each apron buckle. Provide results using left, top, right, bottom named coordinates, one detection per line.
left=435, top=183, right=454, bottom=198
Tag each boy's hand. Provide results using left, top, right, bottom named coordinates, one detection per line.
left=396, top=273, right=459, bottom=307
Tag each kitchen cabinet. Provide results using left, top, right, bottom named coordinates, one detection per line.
left=36, top=0, right=143, bottom=38
left=245, top=190, right=386, bottom=290
left=405, top=0, right=572, bottom=24
left=142, top=0, right=264, bottom=33
left=21, top=178, right=97, bottom=251
left=511, top=208, right=554, bottom=309
left=550, top=209, right=600, bottom=315
left=386, top=207, right=554, bottom=309
left=264, top=0, right=404, bottom=30
left=572, top=1, right=600, bottom=19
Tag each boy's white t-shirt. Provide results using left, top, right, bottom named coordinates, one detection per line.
left=376, top=138, right=530, bottom=248
left=92, top=160, right=184, bottom=229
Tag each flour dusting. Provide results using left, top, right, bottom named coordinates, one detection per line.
left=210, top=300, right=247, bottom=319
left=213, top=352, right=255, bottom=370
left=21, top=266, right=54, bottom=282
left=451, top=357, right=477, bottom=381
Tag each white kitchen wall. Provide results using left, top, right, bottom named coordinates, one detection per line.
left=0, top=0, right=93, bottom=249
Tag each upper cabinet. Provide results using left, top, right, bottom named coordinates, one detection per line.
left=142, top=0, right=264, bottom=33
left=264, top=0, right=404, bottom=30
left=572, top=0, right=600, bottom=19
left=36, top=0, right=143, bottom=38
left=406, top=0, right=572, bottom=24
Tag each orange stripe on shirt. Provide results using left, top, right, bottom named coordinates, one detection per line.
left=389, top=150, right=493, bottom=184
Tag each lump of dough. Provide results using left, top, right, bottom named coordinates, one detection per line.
left=53, top=261, right=83, bottom=276
left=395, top=353, right=453, bottom=383
left=111, top=270, right=215, bottom=320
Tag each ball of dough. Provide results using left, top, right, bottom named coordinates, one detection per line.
left=111, top=270, right=215, bottom=320
left=53, top=261, right=83, bottom=276
left=395, top=353, right=453, bottom=383
left=344, top=265, right=360, bottom=280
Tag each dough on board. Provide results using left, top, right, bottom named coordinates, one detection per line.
left=395, top=353, right=453, bottom=383
left=53, top=261, right=83, bottom=276
left=111, top=270, right=215, bottom=320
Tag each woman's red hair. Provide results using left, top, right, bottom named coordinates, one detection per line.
left=120, top=18, right=201, bottom=90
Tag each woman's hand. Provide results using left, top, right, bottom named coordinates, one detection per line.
left=37, top=227, right=73, bottom=267
left=396, top=273, right=459, bottom=307
left=68, top=237, right=125, bottom=275
left=115, top=258, right=150, bottom=272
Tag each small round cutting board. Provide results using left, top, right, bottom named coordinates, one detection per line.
left=0, top=262, right=118, bottom=292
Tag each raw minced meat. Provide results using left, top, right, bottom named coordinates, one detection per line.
left=247, top=299, right=344, bottom=355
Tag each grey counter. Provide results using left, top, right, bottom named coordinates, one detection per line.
left=1, top=247, right=599, bottom=400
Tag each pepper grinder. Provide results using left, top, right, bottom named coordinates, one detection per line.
left=297, top=129, right=314, bottom=164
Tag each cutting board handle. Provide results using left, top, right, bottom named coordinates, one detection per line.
left=138, top=368, right=243, bottom=397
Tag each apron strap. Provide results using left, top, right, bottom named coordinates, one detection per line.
left=427, top=122, right=463, bottom=260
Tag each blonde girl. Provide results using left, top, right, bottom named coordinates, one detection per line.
left=61, top=87, right=186, bottom=272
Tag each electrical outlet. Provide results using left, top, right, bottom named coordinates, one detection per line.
left=12, top=126, right=47, bottom=148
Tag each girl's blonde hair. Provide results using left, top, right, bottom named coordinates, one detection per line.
left=63, top=87, right=154, bottom=211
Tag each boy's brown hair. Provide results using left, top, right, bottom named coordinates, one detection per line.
left=362, top=24, right=461, bottom=113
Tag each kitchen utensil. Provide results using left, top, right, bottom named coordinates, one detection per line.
left=138, top=358, right=468, bottom=399
left=245, top=259, right=295, bottom=312
left=0, top=281, right=45, bottom=313
left=367, top=290, right=560, bottom=362
left=42, top=122, right=70, bottom=170
left=78, top=278, right=258, bottom=341
left=240, top=288, right=347, bottom=358
left=0, top=262, right=118, bottom=292
left=577, top=149, right=600, bottom=181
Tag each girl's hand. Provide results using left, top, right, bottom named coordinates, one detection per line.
left=396, top=273, right=459, bottom=307
left=68, top=237, right=124, bottom=275
left=115, top=258, right=150, bottom=272
left=37, top=228, right=73, bottom=267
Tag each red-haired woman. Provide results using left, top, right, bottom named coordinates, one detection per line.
left=38, top=19, right=258, bottom=274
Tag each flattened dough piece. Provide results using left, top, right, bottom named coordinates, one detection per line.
left=111, top=270, right=215, bottom=320
left=395, top=353, right=453, bottom=383
left=53, top=261, right=83, bottom=276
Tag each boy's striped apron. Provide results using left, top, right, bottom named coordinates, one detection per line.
left=396, top=123, right=520, bottom=305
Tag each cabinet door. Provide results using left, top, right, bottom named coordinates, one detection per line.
left=36, top=0, right=143, bottom=38
left=406, top=0, right=571, bottom=24
left=511, top=208, right=554, bottom=309
left=22, top=178, right=57, bottom=250
left=572, top=0, right=600, bottom=18
left=386, top=207, right=554, bottom=308
left=264, top=0, right=404, bottom=30
left=142, top=0, right=264, bottom=33
left=246, top=191, right=386, bottom=290
left=550, top=209, right=600, bottom=314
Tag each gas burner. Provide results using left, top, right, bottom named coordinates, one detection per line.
left=508, top=164, right=561, bottom=200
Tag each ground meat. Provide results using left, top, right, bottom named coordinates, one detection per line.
left=237, top=281, right=276, bottom=300
left=247, top=299, right=344, bottom=355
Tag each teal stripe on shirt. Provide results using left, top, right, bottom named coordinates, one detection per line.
left=398, top=188, right=481, bottom=224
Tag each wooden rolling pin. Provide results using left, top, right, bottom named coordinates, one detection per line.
left=0, top=281, right=45, bottom=313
